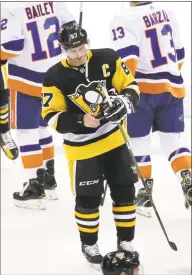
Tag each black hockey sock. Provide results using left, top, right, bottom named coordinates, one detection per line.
left=0, top=103, right=9, bottom=133
left=75, top=205, right=99, bottom=245
left=113, top=202, right=136, bottom=242
left=0, top=89, right=9, bottom=133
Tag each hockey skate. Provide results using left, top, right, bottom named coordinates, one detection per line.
left=117, top=239, right=135, bottom=252
left=181, top=170, right=192, bottom=209
left=136, top=179, right=153, bottom=218
left=0, top=130, right=19, bottom=160
left=44, top=159, right=58, bottom=200
left=82, top=243, right=103, bottom=271
left=118, top=239, right=144, bottom=275
left=13, top=169, right=46, bottom=210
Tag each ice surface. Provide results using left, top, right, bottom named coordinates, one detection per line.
left=1, top=119, right=191, bottom=275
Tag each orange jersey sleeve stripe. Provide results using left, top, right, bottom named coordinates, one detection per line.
left=124, top=58, right=138, bottom=76
left=0, top=49, right=19, bottom=60
left=8, top=79, right=42, bottom=97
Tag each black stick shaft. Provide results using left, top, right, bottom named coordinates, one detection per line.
left=101, top=86, right=177, bottom=251
left=118, top=125, right=177, bottom=251
left=79, top=2, right=83, bottom=26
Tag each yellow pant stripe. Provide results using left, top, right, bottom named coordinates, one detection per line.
left=113, top=205, right=136, bottom=212
left=115, top=221, right=136, bottom=227
left=75, top=211, right=99, bottom=219
left=78, top=226, right=99, bottom=233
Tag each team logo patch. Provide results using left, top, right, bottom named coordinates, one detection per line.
left=68, top=80, right=106, bottom=114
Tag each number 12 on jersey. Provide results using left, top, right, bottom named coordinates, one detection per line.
left=27, top=16, right=61, bottom=61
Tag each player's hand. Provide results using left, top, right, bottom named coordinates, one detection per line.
left=83, top=113, right=100, bottom=128
left=102, top=95, right=133, bottom=124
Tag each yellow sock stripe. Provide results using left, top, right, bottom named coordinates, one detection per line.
left=115, top=221, right=136, bottom=227
left=75, top=211, right=99, bottom=219
left=78, top=226, right=99, bottom=233
left=0, top=118, right=8, bottom=124
left=113, top=205, right=136, bottom=212
left=0, top=107, right=8, bottom=114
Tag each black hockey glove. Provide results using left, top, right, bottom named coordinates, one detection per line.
left=102, top=95, right=134, bottom=124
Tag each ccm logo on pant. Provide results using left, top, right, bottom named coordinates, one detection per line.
left=79, top=179, right=99, bottom=186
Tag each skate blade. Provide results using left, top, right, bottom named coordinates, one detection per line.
left=87, top=262, right=101, bottom=271
left=45, top=190, right=58, bottom=200
left=136, top=206, right=152, bottom=218
left=14, top=199, right=46, bottom=210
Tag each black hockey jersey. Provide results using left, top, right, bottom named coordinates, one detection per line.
left=42, top=48, right=140, bottom=160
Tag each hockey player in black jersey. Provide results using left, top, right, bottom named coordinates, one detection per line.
left=42, top=21, right=140, bottom=270
left=0, top=60, right=18, bottom=160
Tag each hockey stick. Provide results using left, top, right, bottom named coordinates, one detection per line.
left=102, top=86, right=178, bottom=251
left=77, top=3, right=108, bottom=206
left=79, top=2, right=83, bottom=26
left=100, top=179, right=107, bottom=206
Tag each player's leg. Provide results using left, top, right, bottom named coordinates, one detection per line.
left=157, top=94, right=192, bottom=208
left=68, top=156, right=104, bottom=270
left=105, top=144, right=138, bottom=252
left=127, top=94, right=154, bottom=217
left=39, top=117, right=58, bottom=200
left=11, top=92, right=46, bottom=210
left=0, top=64, right=18, bottom=159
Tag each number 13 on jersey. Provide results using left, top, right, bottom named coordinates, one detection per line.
left=146, top=24, right=177, bottom=67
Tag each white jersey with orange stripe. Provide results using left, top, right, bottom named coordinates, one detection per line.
left=1, top=9, right=24, bottom=59
left=1, top=2, right=75, bottom=97
left=109, top=3, right=185, bottom=98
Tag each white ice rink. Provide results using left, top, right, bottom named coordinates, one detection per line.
left=1, top=119, right=191, bottom=275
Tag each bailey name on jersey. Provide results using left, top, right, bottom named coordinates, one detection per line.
left=25, top=2, right=54, bottom=19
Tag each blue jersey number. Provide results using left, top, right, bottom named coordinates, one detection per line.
left=146, top=23, right=177, bottom=68
left=1, top=19, right=8, bottom=30
left=112, top=26, right=125, bottom=41
left=27, top=16, right=61, bottom=62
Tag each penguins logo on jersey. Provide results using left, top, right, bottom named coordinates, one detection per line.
left=68, top=80, right=106, bottom=114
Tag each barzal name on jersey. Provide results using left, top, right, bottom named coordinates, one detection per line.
left=110, top=2, right=185, bottom=98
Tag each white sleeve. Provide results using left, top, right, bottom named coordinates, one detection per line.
left=168, top=10, right=185, bottom=63
left=1, top=10, right=24, bottom=60
left=109, top=15, right=139, bottom=62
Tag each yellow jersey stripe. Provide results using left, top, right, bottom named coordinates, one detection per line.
left=63, top=127, right=129, bottom=160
